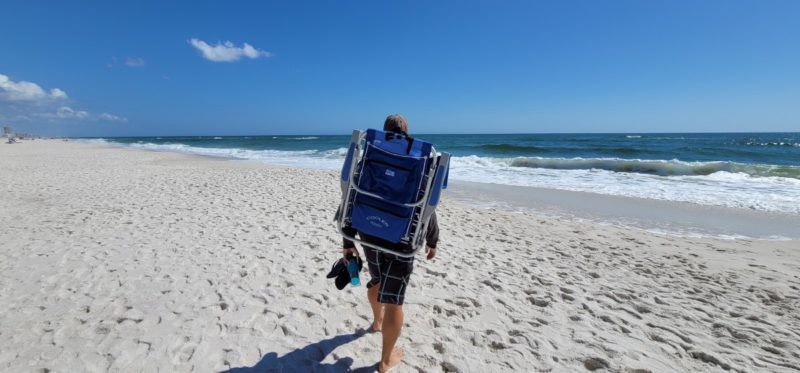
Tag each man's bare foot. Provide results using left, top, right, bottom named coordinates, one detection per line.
left=369, top=321, right=382, bottom=333
left=378, top=347, right=403, bottom=372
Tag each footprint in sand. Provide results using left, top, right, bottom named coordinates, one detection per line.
left=583, top=357, right=610, bottom=371
left=528, top=297, right=549, bottom=307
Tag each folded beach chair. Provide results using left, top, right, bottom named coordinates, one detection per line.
left=336, top=129, right=450, bottom=257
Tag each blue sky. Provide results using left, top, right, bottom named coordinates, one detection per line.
left=1, top=1, right=798, bottom=136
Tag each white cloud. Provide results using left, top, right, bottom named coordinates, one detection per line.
left=33, top=106, right=88, bottom=119
left=2, top=114, right=31, bottom=122
left=50, top=88, right=68, bottom=99
left=0, top=74, right=68, bottom=102
left=56, top=106, right=89, bottom=119
left=188, top=38, right=272, bottom=62
left=30, top=106, right=126, bottom=123
left=125, top=57, right=145, bottom=67
left=1, top=73, right=126, bottom=125
left=98, top=112, right=128, bottom=122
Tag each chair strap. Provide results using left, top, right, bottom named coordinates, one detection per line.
left=383, top=130, right=415, bottom=155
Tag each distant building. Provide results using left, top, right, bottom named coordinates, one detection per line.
left=2, top=126, right=11, bottom=137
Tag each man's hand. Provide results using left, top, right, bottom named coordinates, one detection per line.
left=342, top=247, right=356, bottom=263
left=425, top=246, right=437, bottom=260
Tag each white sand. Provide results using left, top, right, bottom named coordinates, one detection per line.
left=1, top=140, right=799, bottom=372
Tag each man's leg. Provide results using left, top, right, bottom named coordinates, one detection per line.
left=363, top=247, right=385, bottom=332
left=379, top=304, right=404, bottom=372
left=368, top=283, right=384, bottom=332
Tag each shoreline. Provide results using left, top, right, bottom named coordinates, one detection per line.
left=80, top=138, right=800, bottom=241
left=76, top=133, right=800, bottom=217
left=448, top=180, right=800, bottom=241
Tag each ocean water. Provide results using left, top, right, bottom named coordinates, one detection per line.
left=85, top=132, right=800, bottom=214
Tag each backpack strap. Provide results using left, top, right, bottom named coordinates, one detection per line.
left=382, top=130, right=415, bottom=155
left=404, top=135, right=414, bottom=155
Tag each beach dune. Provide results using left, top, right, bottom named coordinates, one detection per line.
left=1, top=140, right=799, bottom=372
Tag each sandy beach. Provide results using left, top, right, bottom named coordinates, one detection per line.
left=1, top=140, right=799, bottom=372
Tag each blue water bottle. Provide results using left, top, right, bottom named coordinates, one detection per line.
left=347, top=257, right=361, bottom=286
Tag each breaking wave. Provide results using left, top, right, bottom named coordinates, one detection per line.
left=503, top=157, right=800, bottom=179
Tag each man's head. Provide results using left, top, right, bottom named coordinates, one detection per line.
left=383, top=114, right=409, bottom=135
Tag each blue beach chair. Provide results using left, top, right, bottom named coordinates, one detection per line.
left=336, top=129, right=450, bottom=257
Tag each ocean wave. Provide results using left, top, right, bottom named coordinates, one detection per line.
left=626, top=135, right=642, bottom=138
left=321, top=147, right=349, bottom=157
left=291, top=136, right=319, bottom=140
left=451, top=155, right=800, bottom=180
left=646, top=136, right=686, bottom=140
left=102, top=141, right=343, bottom=170
left=127, top=142, right=317, bottom=157
left=479, top=144, right=547, bottom=153
left=450, top=156, right=800, bottom=214
left=506, top=157, right=800, bottom=179
left=476, top=144, right=645, bottom=156
left=79, top=138, right=109, bottom=144
left=739, top=140, right=799, bottom=147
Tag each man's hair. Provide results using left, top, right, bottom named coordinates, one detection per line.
left=383, top=114, right=409, bottom=134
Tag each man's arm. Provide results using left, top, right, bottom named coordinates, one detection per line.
left=425, top=211, right=439, bottom=248
left=342, top=225, right=357, bottom=249
left=425, top=212, right=439, bottom=259
left=338, top=205, right=357, bottom=260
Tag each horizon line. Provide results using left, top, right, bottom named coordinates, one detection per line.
left=69, top=130, right=800, bottom=138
